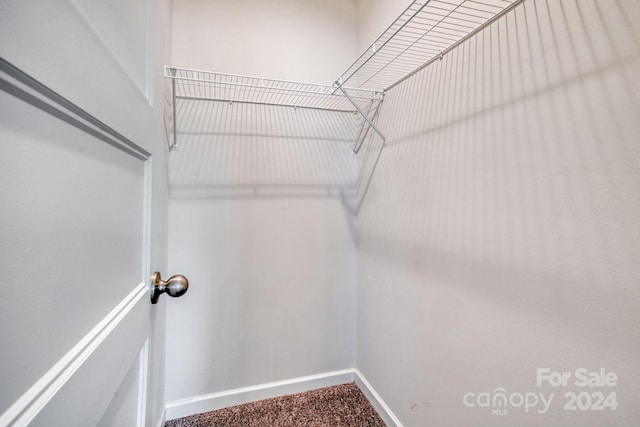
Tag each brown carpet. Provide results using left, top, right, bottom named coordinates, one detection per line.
left=165, top=382, right=386, bottom=426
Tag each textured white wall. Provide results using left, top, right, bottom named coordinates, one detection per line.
left=357, top=0, right=640, bottom=425
left=166, top=196, right=356, bottom=401
left=165, top=103, right=358, bottom=402
left=171, top=0, right=357, bottom=83
left=165, top=0, right=359, bottom=404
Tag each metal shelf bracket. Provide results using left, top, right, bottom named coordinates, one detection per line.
left=169, top=67, right=178, bottom=151
left=333, top=81, right=387, bottom=154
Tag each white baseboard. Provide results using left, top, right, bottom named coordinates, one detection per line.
left=165, top=369, right=356, bottom=421
left=354, top=369, right=404, bottom=427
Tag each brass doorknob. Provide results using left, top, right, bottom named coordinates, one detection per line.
left=151, top=272, right=189, bottom=304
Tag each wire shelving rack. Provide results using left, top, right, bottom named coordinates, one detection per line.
left=336, top=0, right=523, bottom=91
left=166, top=67, right=381, bottom=113
left=165, top=0, right=525, bottom=158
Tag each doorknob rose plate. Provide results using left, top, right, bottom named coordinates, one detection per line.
left=151, top=271, right=189, bottom=304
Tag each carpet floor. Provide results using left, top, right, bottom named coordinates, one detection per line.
left=165, top=383, right=386, bottom=426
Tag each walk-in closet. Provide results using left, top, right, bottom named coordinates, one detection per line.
left=1, top=0, right=638, bottom=426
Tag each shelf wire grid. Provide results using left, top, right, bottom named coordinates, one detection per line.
left=166, top=67, right=382, bottom=114
left=165, top=0, right=524, bottom=156
left=336, top=0, right=522, bottom=91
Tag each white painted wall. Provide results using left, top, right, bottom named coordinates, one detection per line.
left=357, top=0, right=640, bottom=425
left=165, top=0, right=359, bottom=411
left=165, top=102, right=358, bottom=407
left=0, top=0, right=171, bottom=425
left=166, top=195, right=357, bottom=397
left=171, top=0, right=357, bottom=83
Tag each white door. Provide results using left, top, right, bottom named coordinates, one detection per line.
left=0, top=1, right=169, bottom=426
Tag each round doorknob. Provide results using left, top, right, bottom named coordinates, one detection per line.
left=151, top=271, right=189, bottom=304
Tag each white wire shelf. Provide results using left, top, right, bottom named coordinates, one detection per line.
left=336, top=0, right=523, bottom=91
left=165, top=67, right=382, bottom=114
left=165, top=0, right=524, bottom=155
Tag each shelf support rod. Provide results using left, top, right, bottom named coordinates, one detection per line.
left=352, top=99, right=374, bottom=153
left=169, top=67, right=178, bottom=151
left=334, top=82, right=386, bottom=151
left=354, top=101, right=382, bottom=155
